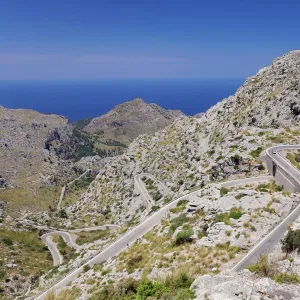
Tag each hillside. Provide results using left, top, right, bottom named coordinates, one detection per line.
left=0, top=107, right=73, bottom=188
left=2, top=51, right=300, bottom=299
left=53, top=51, right=300, bottom=227
left=84, top=98, right=184, bottom=145
left=26, top=50, right=300, bottom=299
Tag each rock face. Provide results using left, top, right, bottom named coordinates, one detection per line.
left=192, top=271, right=300, bottom=299
left=0, top=106, right=72, bottom=186
left=84, top=98, right=184, bottom=144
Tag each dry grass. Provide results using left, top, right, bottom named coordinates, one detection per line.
left=0, top=185, right=61, bottom=214
left=116, top=229, right=240, bottom=277
left=45, top=287, right=81, bottom=300
left=75, top=229, right=115, bottom=245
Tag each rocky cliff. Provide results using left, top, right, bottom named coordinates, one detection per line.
left=84, top=98, right=184, bottom=144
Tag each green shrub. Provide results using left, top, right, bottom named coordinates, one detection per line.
left=0, top=270, right=6, bottom=279
left=2, top=237, right=13, bottom=246
left=220, top=187, right=229, bottom=197
left=83, top=265, right=91, bottom=272
left=197, top=231, right=208, bottom=239
left=282, top=230, right=300, bottom=253
left=101, top=268, right=111, bottom=276
left=230, top=154, right=241, bottom=165
left=215, top=213, right=231, bottom=225
left=150, top=205, right=160, bottom=213
left=250, top=147, right=263, bottom=158
left=229, top=207, right=243, bottom=219
left=248, top=255, right=277, bottom=277
left=170, top=214, right=188, bottom=232
left=275, top=272, right=300, bottom=284
left=175, top=228, right=193, bottom=245
left=59, top=209, right=68, bottom=219
left=163, top=196, right=172, bottom=204
left=177, top=199, right=188, bottom=207
left=89, top=272, right=195, bottom=300
left=136, top=279, right=167, bottom=300
left=126, top=255, right=143, bottom=272
left=235, top=193, right=245, bottom=200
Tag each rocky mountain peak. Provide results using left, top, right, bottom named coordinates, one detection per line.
left=84, top=98, right=184, bottom=144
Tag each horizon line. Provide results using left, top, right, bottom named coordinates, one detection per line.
left=0, top=77, right=245, bottom=82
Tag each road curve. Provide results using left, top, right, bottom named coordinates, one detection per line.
left=34, top=175, right=272, bottom=300
left=232, top=145, right=300, bottom=272
left=134, top=174, right=155, bottom=206
left=41, top=225, right=120, bottom=266
left=266, top=144, right=300, bottom=184
left=41, top=232, right=80, bottom=251
left=139, top=173, right=173, bottom=195
left=40, top=235, right=63, bottom=266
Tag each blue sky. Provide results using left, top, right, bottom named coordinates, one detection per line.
left=1, top=0, right=300, bottom=79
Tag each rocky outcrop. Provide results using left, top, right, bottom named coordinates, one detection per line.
left=84, top=98, right=184, bottom=144
left=192, top=270, right=300, bottom=299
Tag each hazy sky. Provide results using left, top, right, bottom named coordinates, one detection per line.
left=1, top=0, right=300, bottom=80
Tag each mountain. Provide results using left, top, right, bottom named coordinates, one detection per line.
left=33, top=50, right=300, bottom=299
left=2, top=51, right=300, bottom=300
left=65, top=51, right=300, bottom=225
left=84, top=98, right=184, bottom=144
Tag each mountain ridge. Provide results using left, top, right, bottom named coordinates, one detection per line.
left=84, top=97, right=184, bottom=144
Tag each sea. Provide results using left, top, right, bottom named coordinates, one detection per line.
left=0, top=78, right=244, bottom=122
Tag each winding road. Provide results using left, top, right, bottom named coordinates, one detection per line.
left=232, top=145, right=300, bottom=271
left=134, top=174, right=156, bottom=206
left=266, top=144, right=300, bottom=183
left=41, top=225, right=120, bottom=266
left=32, top=144, right=300, bottom=299
left=34, top=175, right=274, bottom=299
left=134, top=173, right=173, bottom=207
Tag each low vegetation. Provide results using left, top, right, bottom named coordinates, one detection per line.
left=282, top=230, right=300, bottom=253
left=75, top=229, right=113, bottom=245
left=250, top=147, right=263, bottom=158
left=220, top=187, right=230, bottom=197
left=287, top=150, right=300, bottom=170
left=0, top=229, right=52, bottom=297
left=89, top=271, right=195, bottom=300
left=214, top=207, right=243, bottom=225
left=0, top=185, right=60, bottom=214
left=256, top=181, right=283, bottom=193
left=62, top=174, right=96, bottom=207
left=248, top=254, right=300, bottom=284
left=45, top=287, right=81, bottom=300
left=170, top=213, right=189, bottom=232
left=175, top=228, right=194, bottom=245
left=52, top=236, right=77, bottom=262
